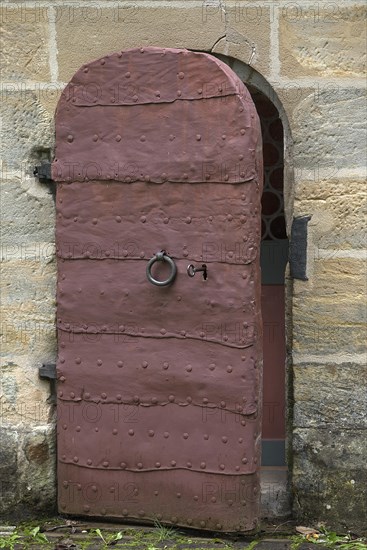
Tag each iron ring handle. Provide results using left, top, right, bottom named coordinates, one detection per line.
left=146, top=251, right=177, bottom=287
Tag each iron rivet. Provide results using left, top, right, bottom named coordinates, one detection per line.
left=116, top=135, right=121, bottom=142
left=119, top=325, right=125, bottom=331
left=139, top=510, right=145, bottom=516
left=222, top=134, right=226, bottom=140
left=67, top=135, right=73, bottom=143
left=140, top=216, right=146, bottom=223
left=205, top=173, right=210, bottom=180
left=87, top=459, right=92, bottom=465
left=163, top=217, right=169, bottom=224
left=60, top=376, right=65, bottom=382
left=163, top=362, right=169, bottom=370
left=200, top=462, right=206, bottom=469
left=239, top=106, right=244, bottom=112
left=200, top=521, right=206, bottom=527
left=186, top=396, right=192, bottom=403
left=196, top=134, right=201, bottom=141
left=61, top=455, right=66, bottom=460
left=155, top=462, right=161, bottom=468
left=188, top=462, right=193, bottom=469
left=228, top=499, right=234, bottom=506
left=117, top=361, right=123, bottom=368
left=73, top=456, right=79, bottom=463
left=242, top=457, right=248, bottom=464
left=116, top=394, right=122, bottom=400
left=83, top=505, right=90, bottom=512
left=76, top=426, right=81, bottom=432
left=178, top=72, right=185, bottom=79
left=164, top=431, right=169, bottom=438
left=148, top=430, right=155, bottom=437
left=133, top=95, right=138, bottom=102
left=227, top=365, right=233, bottom=374
left=125, top=72, right=130, bottom=78
left=203, top=398, right=209, bottom=404
left=223, top=335, right=228, bottom=341
left=112, top=429, right=118, bottom=435
left=217, top=524, right=222, bottom=530
left=169, top=134, right=175, bottom=141
left=221, top=401, right=226, bottom=408
left=101, top=393, right=107, bottom=399
left=172, top=516, right=177, bottom=523
left=101, top=509, right=106, bottom=515
left=224, top=174, right=229, bottom=181
left=92, top=218, right=98, bottom=225
left=227, top=214, right=233, bottom=221
left=198, top=88, right=202, bottom=94
left=144, top=175, right=150, bottom=182
left=137, top=462, right=143, bottom=469
left=83, top=67, right=89, bottom=73
left=177, top=90, right=182, bottom=96
left=128, top=429, right=134, bottom=436
left=222, top=436, right=228, bottom=443
left=161, top=173, right=167, bottom=181
left=120, top=462, right=127, bottom=469
left=169, top=395, right=175, bottom=402
left=204, top=434, right=209, bottom=440
left=155, top=491, right=159, bottom=496
left=239, top=154, right=244, bottom=160
left=171, top=460, right=176, bottom=467
left=142, top=361, right=148, bottom=368
left=140, top=47, right=144, bottom=53
left=95, top=427, right=99, bottom=432
left=100, top=59, right=105, bottom=65
left=235, top=465, right=240, bottom=471
left=212, top=497, right=217, bottom=503
left=183, top=173, right=188, bottom=179
left=200, top=331, right=205, bottom=338
left=122, top=509, right=128, bottom=516
left=152, top=397, right=158, bottom=404
left=160, top=328, right=166, bottom=335
left=241, top=419, right=247, bottom=426
left=239, top=437, right=243, bottom=443
left=140, top=251, right=145, bottom=258
left=186, top=365, right=192, bottom=372
left=183, top=432, right=189, bottom=439
left=60, top=358, right=65, bottom=364
left=63, top=481, right=68, bottom=487
left=187, top=519, right=193, bottom=525
left=240, top=128, right=246, bottom=135
left=92, top=135, right=98, bottom=142
left=181, top=330, right=186, bottom=336
left=140, top=135, right=146, bottom=142
left=97, top=359, right=102, bottom=366
left=186, top=217, right=192, bottom=224
left=70, top=392, right=75, bottom=398
left=183, top=251, right=188, bottom=257
left=155, top=90, right=160, bottom=97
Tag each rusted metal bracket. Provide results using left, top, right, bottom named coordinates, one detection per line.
left=39, top=362, right=57, bottom=404
left=34, top=162, right=55, bottom=199
left=289, top=215, right=311, bottom=281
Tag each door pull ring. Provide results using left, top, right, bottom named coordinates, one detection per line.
left=146, top=250, right=177, bottom=287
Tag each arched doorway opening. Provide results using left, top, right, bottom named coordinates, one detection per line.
left=249, top=87, right=288, bottom=469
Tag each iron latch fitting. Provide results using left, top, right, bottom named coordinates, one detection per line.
left=39, top=362, right=57, bottom=404
left=34, top=162, right=52, bottom=183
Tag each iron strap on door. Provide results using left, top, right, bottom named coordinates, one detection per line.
left=53, top=47, right=263, bottom=532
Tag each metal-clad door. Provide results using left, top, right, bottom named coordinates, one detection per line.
left=54, top=47, right=263, bottom=532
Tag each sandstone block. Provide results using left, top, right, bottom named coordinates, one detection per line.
left=0, top=5, right=51, bottom=81
left=293, top=364, right=367, bottom=429
left=292, top=427, right=367, bottom=532
left=291, top=88, right=366, bottom=171
left=292, top=258, right=366, bottom=355
left=294, top=179, right=367, bottom=250
left=56, top=5, right=225, bottom=81
left=212, top=4, right=271, bottom=77
left=279, top=5, right=366, bottom=78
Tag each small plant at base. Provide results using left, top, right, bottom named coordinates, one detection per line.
left=0, top=532, right=21, bottom=550
left=152, top=520, right=177, bottom=542
left=92, top=528, right=123, bottom=546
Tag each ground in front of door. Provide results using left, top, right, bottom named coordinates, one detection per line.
left=1, top=518, right=366, bottom=550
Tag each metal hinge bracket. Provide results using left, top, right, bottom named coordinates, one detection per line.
left=39, top=362, right=57, bottom=404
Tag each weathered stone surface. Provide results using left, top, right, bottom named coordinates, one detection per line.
left=0, top=90, right=53, bottom=170
left=279, top=5, right=366, bottom=78
left=0, top=6, right=51, bottom=81
left=56, top=5, right=225, bottom=81
left=292, top=428, right=367, bottom=532
left=292, top=88, right=366, bottom=171
left=292, top=258, right=366, bottom=355
left=0, top=260, right=56, bottom=360
left=0, top=427, right=56, bottom=519
left=293, top=364, right=367, bottom=429
left=1, top=360, right=52, bottom=427
left=294, top=179, right=367, bottom=250
left=212, top=5, right=271, bottom=76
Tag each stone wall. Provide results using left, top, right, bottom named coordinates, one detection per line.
left=1, top=0, right=366, bottom=531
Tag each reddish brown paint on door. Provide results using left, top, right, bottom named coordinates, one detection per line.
left=53, top=47, right=263, bottom=532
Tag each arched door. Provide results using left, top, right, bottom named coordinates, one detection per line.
left=54, top=47, right=263, bottom=532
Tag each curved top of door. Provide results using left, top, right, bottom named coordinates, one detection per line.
left=53, top=46, right=261, bottom=185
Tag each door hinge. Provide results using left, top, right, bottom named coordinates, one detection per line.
left=39, top=362, right=57, bottom=404
left=34, top=162, right=55, bottom=199
left=289, top=215, right=311, bottom=281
